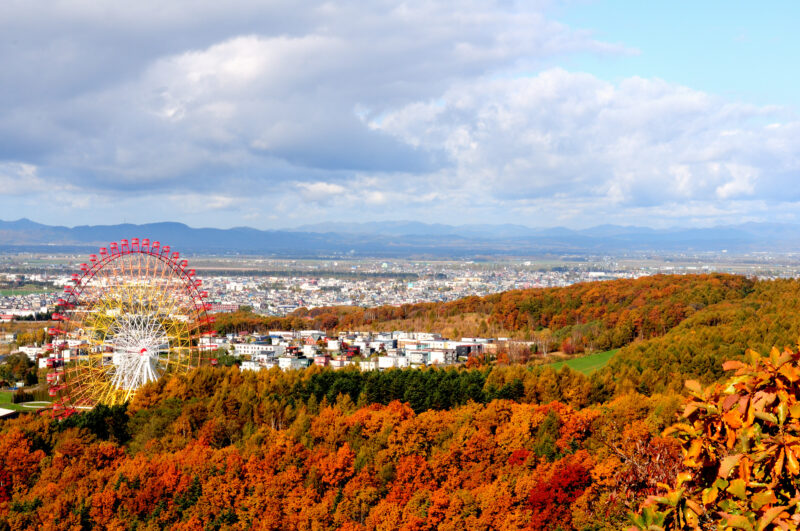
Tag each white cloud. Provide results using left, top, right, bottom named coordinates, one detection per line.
left=372, top=68, right=800, bottom=225
left=296, top=181, right=347, bottom=202
left=0, top=3, right=798, bottom=229
left=0, top=1, right=606, bottom=191
left=0, top=162, right=77, bottom=195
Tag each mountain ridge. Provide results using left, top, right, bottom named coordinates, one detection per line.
left=0, top=218, right=797, bottom=256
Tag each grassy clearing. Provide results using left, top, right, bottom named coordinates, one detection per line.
left=0, top=389, right=51, bottom=412
left=546, top=349, right=619, bottom=375
left=0, top=390, right=25, bottom=411
left=0, top=285, right=53, bottom=296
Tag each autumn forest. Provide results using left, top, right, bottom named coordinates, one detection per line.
left=4, top=273, right=800, bottom=529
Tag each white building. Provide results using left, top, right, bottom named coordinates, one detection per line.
left=278, top=357, right=311, bottom=371
left=302, top=344, right=318, bottom=357
left=330, top=358, right=351, bottom=369
left=233, top=342, right=284, bottom=357
left=378, top=355, right=409, bottom=370
left=407, top=351, right=428, bottom=366
left=241, top=361, right=263, bottom=372
left=199, top=336, right=229, bottom=352
left=393, top=331, right=441, bottom=341
left=19, top=345, right=45, bottom=361
left=359, top=359, right=379, bottom=371
left=429, top=349, right=457, bottom=365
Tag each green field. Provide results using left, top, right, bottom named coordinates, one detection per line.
left=0, top=390, right=25, bottom=411
left=0, top=389, right=51, bottom=412
left=546, top=349, right=619, bottom=375
left=0, top=285, right=54, bottom=296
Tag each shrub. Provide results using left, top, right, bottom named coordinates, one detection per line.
left=631, top=347, right=800, bottom=529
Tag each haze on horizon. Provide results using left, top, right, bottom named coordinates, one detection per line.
left=1, top=1, right=798, bottom=231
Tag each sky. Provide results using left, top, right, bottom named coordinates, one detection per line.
left=1, top=0, right=799, bottom=230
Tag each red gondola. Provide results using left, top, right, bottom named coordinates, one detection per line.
left=56, top=298, right=75, bottom=309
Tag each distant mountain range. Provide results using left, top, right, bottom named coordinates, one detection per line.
left=0, top=218, right=798, bottom=256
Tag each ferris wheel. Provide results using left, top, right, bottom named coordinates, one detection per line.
left=46, top=239, right=214, bottom=410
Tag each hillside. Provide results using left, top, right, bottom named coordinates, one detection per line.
left=222, top=273, right=753, bottom=353
left=214, top=273, right=800, bottom=399
left=599, top=278, right=800, bottom=394
left=0, top=366, right=684, bottom=529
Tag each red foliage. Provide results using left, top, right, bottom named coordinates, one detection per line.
left=508, top=449, right=531, bottom=467
left=527, top=454, right=593, bottom=529
left=0, top=467, right=10, bottom=503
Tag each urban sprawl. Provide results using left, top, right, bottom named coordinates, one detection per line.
left=1, top=255, right=791, bottom=322
left=4, top=255, right=799, bottom=372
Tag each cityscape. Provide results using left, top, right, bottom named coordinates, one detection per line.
left=4, top=252, right=800, bottom=322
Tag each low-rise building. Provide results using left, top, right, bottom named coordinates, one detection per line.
left=278, top=356, right=311, bottom=371
left=407, top=351, right=428, bottom=366
left=19, top=345, right=45, bottom=361
left=429, top=349, right=457, bottom=365
left=378, top=355, right=409, bottom=370
left=359, top=359, right=379, bottom=371
left=241, top=360, right=262, bottom=372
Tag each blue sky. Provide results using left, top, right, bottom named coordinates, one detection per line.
left=553, top=1, right=800, bottom=107
left=0, top=1, right=797, bottom=230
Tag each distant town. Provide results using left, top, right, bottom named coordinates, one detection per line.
left=6, top=327, right=497, bottom=373
left=198, top=329, right=489, bottom=372
left=3, top=252, right=800, bottom=322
